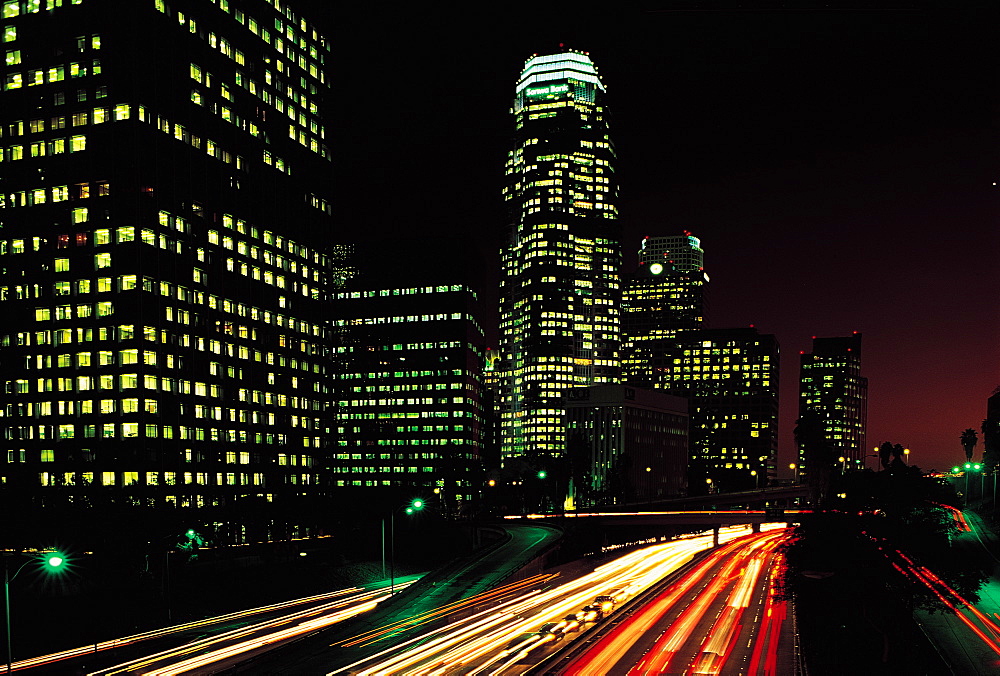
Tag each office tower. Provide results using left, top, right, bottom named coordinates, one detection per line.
left=662, top=328, right=779, bottom=491
left=622, top=233, right=708, bottom=387
left=0, top=0, right=335, bottom=520
left=798, top=333, right=867, bottom=473
left=565, top=385, right=688, bottom=506
left=329, top=239, right=486, bottom=512
left=499, top=49, right=621, bottom=461
left=985, top=386, right=1000, bottom=469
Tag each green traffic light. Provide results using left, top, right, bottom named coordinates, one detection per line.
left=974, top=464, right=982, bottom=470
left=411, top=499, right=424, bottom=511
left=953, top=466, right=961, bottom=473
left=537, top=471, right=547, bottom=479
left=965, top=463, right=972, bottom=470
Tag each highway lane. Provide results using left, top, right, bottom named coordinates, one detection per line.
left=8, top=582, right=413, bottom=675
left=886, top=507, right=1000, bottom=675
left=556, top=528, right=792, bottom=676
left=324, top=525, right=785, bottom=676
left=206, top=523, right=565, bottom=675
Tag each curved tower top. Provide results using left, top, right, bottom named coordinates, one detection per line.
left=514, top=51, right=606, bottom=107
left=500, top=49, right=621, bottom=459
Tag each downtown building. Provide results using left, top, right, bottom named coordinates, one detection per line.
left=565, top=385, right=688, bottom=506
left=499, top=50, right=621, bottom=462
left=0, top=0, right=336, bottom=525
left=798, top=333, right=867, bottom=474
left=329, top=240, right=486, bottom=515
left=662, top=328, right=779, bottom=492
left=622, top=233, right=708, bottom=388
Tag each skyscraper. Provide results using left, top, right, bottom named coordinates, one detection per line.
left=622, top=233, right=708, bottom=387
left=329, top=239, right=485, bottom=513
left=662, top=328, right=779, bottom=491
left=499, top=50, right=620, bottom=460
left=798, top=333, right=867, bottom=472
left=0, top=0, right=335, bottom=522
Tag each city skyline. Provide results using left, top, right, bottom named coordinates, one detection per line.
left=310, top=3, right=996, bottom=471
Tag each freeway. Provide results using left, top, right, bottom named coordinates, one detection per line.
left=550, top=528, right=792, bottom=675
left=10, top=582, right=415, bottom=675
left=893, top=506, right=1000, bottom=675
left=322, top=524, right=786, bottom=675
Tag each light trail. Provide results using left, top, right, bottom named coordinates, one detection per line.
left=334, top=574, right=557, bottom=648
left=87, top=587, right=396, bottom=675
left=683, top=538, right=781, bottom=675
left=561, top=528, right=790, bottom=676
left=629, top=531, right=786, bottom=675
left=888, top=546, right=1000, bottom=657
left=2, top=584, right=401, bottom=673
left=745, top=549, right=787, bottom=676
left=327, top=525, right=786, bottom=676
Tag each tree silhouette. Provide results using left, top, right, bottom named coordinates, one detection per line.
left=961, top=428, right=978, bottom=461
left=878, top=442, right=893, bottom=470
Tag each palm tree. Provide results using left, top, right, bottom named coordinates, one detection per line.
left=961, top=428, right=979, bottom=461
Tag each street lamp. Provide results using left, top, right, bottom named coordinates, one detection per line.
left=384, top=498, right=425, bottom=595
left=789, top=463, right=799, bottom=484
left=5, top=551, right=67, bottom=671
left=838, top=456, right=846, bottom=473
left=751, top=470, right=759, bottom=490
left=903, top=448, right=910, bottom=465
left=706, top=477, right=713, bottom=494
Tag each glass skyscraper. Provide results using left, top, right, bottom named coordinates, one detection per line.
left=499, top=50, right=621, bottom=460
left=0, top=0, right=335, bottom=524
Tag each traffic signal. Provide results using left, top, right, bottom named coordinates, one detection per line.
left=406, top=498, right=424, bottom=514
left=537, top=471, right=548, bottom=480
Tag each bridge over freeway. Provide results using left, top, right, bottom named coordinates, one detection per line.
left=503, top=508, right=811, bottom=545
left=628, top=484, right=811, bottom=509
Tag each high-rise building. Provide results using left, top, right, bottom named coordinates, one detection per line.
left=565, top=385, right=688, bottom=506
left=499, top=50, right=621, bottom=460
left=0, top=0, right=336, bottom=521
left=798, top=333, right=867, bottom=472
left=662, top=328, right=779, bottom=491
left=622, top=233, right=708, bottom=387
left=329, top=239, right=486, bottom=513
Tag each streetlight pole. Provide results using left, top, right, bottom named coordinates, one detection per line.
left=386, top=499, right=424, bottom=596
left=4, top=552, right=65, bottom=672
left=789, top=463, right=798, bottom=484
left=903, top=448, right=910, bottom=465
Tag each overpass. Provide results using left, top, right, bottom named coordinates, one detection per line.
left=504, top=508, right=810, bottom=545
left=628, top=484, right=811, bottom=510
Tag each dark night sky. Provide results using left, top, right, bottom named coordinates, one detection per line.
left=300, top=3, right=997, bottom=472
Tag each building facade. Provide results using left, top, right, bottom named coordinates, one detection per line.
left=622, top=233, right=708, bottom=387
left=499, top=50, right=621, bottom=461
left=565, top=385, right=688, bottom=506
left=0, top=0, right=336, bottom=518
left=329, top=283, right=484, bottom=511
left=662, top=328, right=779, bottom=492
left=798, top=333, right=867, bottom=473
